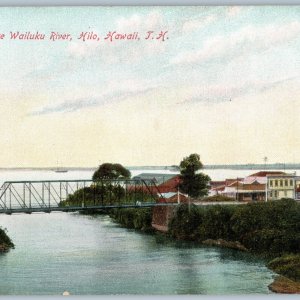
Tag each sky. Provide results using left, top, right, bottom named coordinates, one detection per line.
left=0, top=6, right=300, bottom=167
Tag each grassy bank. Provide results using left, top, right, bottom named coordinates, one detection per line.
left=0, top=226, right=14, bottom=252
left=267, top=255, right=300, bottom=294
left=109, top=208, right=154, bottom=233
left=268, top=255, right=300, bottom=282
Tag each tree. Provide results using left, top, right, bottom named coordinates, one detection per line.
left=92, top=163, right=131, bottom=181
left=179, top=153, right=211, bottom=199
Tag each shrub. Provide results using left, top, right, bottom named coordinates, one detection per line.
left=168, top=199, right=300, bottom=256
left=168, top=204, right=235, bottom=241
left=0, top=227, right=14, bottom=249
left=230, top=199, right=300, bottom=239
left=268, top=254, right=300, bottom=282
left=199, top=205, right=235, bottom=240
left=168, top=204, right=205, bottom=241
left=110, top=208, right=154, bottom=232
left=202, top=195, right=235, bottom=202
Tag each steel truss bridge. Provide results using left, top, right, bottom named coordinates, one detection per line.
left=0, top=179, right=174, bottom=214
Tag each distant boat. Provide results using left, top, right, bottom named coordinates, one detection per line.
left=54, top=161, right=68, bottom=173
left=55, top=168, right=68, bottom=173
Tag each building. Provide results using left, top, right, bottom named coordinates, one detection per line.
left=295, top=176, right=300, bottom=200
left=209, top=179, right=242, bottom=197
left=132, top=173, right=178, bottom=185
left=208, top=171, right=298, bottom=202
left=160, top=192, right=188, bottom=203
left=131, top=173, right=181, bottom=196
left=266, top=173, right=296, bottom=200
left=243, top=171, right=286, bottom=201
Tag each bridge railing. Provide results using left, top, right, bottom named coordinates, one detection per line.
left=0, top=178, right=163, bottom=211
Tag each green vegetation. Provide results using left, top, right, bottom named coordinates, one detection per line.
left=59, top=162, right=158, bottom=208
left=110, top=208, right=154, bottom=233
left=59, top=184, right=155, bottom=208
left=169, top=200, right=300, bottom=292
left=0, top=226, right=14, bottom=251
left=202, top=195, right=235, bottom=202
left=57, top=159, right=300, bottom=293
left=168, top=199, right=300, bottom=256
left=92, top=163, right=131, bottom=180
left=169, top=203, right=235, bottom=241
left=179, top=153, right=211, bottom=199
left=231, top=199, right=300, bottom=255
left=268, top=255, right=300, bottom=282
left=60, top=183, right=127, bottom=207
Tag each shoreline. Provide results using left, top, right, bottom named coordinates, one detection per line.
left=0, top=227, right=14, bottom=253
left=108, top=205, right=300, bottom=294
left=269, top=276, right=300, bottom=294
left=0, top=243, right=11, bottom=252
left=197, top=238, right=300, bottom=294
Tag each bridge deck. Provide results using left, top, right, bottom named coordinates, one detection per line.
left=0, top=202, right=178, bottom=214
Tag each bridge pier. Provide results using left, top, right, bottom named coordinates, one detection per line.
left=151, top=194, right=188, bottom=232
left=151, top=205, right=176, bottom=233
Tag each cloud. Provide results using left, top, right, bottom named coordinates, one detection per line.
left=116, top=11, right=164, bottom=32
left=227, top=6, right=242, bottom=17
left=29, top=78, right=159, bottom=115
left=178, top=76, right=299, bottom=105
left=181, top=7, right=244, bottom=34
left=170, top=21, right=300, bottom=66
left=30, top=97, right=99, bottom=115
left=67, top=39, right=100, bottom=59
left=182, top=15, right=217, bottom=33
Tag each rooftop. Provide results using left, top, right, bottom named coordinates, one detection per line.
left=248, top=171, right=286, bottom=177
left=132, top=173, right=178, bottom=185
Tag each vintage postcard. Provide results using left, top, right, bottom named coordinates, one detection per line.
left=0, top=5, right=299, bottom=296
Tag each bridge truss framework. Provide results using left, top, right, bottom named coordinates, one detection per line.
left=0, top=179, right=170, bottom=214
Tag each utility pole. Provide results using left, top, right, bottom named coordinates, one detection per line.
left=236, top=177, right=238, bottom=201
left=263, top=157, right=268, bottom=170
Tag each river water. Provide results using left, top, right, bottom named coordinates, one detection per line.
left=0, top=168, right=285, bottom=295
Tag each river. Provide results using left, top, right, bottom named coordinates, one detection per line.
left=0, top=212, right=274, bottom=295
left=0, top=168, right=286, bottom=295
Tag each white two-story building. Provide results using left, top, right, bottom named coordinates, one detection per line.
left=266, top=173, right=296, bottom=201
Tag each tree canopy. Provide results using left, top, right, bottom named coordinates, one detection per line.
left=179, top=153, right=211, bottom=198
left=92, top=163, right=131, bottom=181
left=179, top=153, right=203, bottom=176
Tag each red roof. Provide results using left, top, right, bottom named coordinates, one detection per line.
left=157, top=175, right=181, bottom=193
left=158, top=193, right=188, bottom=203
left=225, top=178, right=243, bottom=186
left=212, top=185, right=225, bottom=192
left=210, top=181, right=226, bottom=187
left=249, top=171, right=286, bottom=177
left=127, top=175, right=181, bottom=194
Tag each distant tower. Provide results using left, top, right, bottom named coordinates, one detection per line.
left=263, top=157, right=268, bottom=170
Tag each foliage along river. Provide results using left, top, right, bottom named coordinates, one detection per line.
left=0, top=169, right=279, bottom=295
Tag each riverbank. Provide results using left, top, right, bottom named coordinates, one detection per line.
left=108, top=199, right=300, bottom=293
left=267, top=254, right=300, bottom=293
left=268, top=276, right=300, bottom=294
left=0, top=227, right=14, bottom=252
left=168, top=200, right=300, bottom=293
left=109, top=208, right=155, bottom=233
